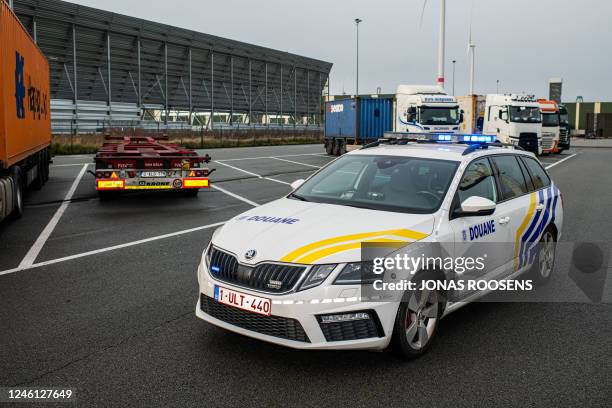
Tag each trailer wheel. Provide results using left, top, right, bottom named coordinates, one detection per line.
left=325, top=139, right=334, bottom=155
left=333, top=139, right=343, bottom=156
left=183, top=189, right=199, bottom=197
left=9, top=168, right=24, bottom=219
left=98, top=191, right=117, bottom=201
left=340, top=141, right=347, bottom=155
left=32, top=151, right=45, bottom=190
left=42, top=149, right=50, bottom=183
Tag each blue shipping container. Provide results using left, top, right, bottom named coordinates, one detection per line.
left=325, top=98, right=393, bottom=141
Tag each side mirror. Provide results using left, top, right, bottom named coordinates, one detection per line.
left=290, top=179, right=305, bottom=190
left=459, top=112, right=464, bottom=124
left=458, top=196, right=496, bottom=216
left=500, top=110, right=509, bottom=123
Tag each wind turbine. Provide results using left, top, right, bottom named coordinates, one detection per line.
left=468, top=23, right=476, bottom=95
left=467, top=1, right=476, bottom=95
left=419, top=0, right=446, bottom=88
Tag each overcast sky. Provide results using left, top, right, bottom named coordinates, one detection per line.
left=67, top=0, right=611, bottom=102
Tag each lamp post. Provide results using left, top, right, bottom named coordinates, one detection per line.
left=452, top=60, right=456, bottom=95
left=355, top=18, right=362, bottom=97
left=496, top=79, right=500, bottom=93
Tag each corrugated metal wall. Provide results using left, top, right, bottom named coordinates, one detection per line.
left=358, top=98, right=393, bottom=139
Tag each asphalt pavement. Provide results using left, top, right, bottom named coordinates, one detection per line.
left=0, top=144, right=610, bottom=407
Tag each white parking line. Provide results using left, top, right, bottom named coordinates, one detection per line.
left=217, top=153, right=328, bottom=162
left=545, top=153, right=577, bottom=170
left=17, top=164, right=89, bottom=269
left=271, top=157, right=322, bottom=169
left=0, top=149, right=578, bottom=278
left=212, top=185, right=260, bottom=207
left=214, top=161, right=291, bottom=185
left=0, top=221, right=227, bottom=277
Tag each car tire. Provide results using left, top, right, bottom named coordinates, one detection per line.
left=528, top=226, right=557, bottom=285
left=389, top=276, right=443, bottom=359
left=9, top=168, right=24, bottom=219
left=325, top=140, right=334, bottom=155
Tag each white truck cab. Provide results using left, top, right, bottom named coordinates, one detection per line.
left=483, top=94, right=542, bottom=155
left=538, top=99, right=561, bottom=154
left=395, top=85, right=462, bottom=134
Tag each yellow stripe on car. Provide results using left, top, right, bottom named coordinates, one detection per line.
left=281, top=228, right=429, bottom=263
left=513, top=192, right=537, bottom=270
left=295, top=238, right=408, bottom=264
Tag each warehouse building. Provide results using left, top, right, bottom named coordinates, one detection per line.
left=12, top=0, right=332, bottom=134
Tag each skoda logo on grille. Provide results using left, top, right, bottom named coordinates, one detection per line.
left=244, top=249, right=257, bottom=260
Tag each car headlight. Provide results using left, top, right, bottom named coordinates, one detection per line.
left=334, top=261, right=377, bottom=285
left=298, top=264, right=337, bottom=291
left=204, top=242, right=213, bottom=266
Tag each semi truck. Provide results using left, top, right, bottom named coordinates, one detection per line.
left=324, top=85, right=461, bottom=155
left=94, top=136, right=213, bottom=199
left=0, top=1, right=51, bottom=221
left=395, top=85, right=461, bottom=134
left=538, top=99, right=561, bottom=154
left=483, top=94, right=542, bottom=155
left=558, top=103, right=570, bottom=151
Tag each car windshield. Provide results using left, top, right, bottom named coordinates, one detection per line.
left=510, top=106, right=541, bottom=123
left=419, top=107, right=460, bottom=125
left=291, top=155, right=459, bottom=214
left=559, top=113, right=569, bottom=125
left=542, top=112, right=560, bottom=127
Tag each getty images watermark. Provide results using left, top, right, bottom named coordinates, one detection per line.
left=356, top=242, right=612, bottom=304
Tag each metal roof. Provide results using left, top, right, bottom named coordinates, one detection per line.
left=13, top=0, right=332, bottom=120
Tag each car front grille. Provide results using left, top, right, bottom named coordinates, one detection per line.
left=200, top=294, right=310, bottom=343
left=209, top=247, right=306, bottom=294
left=560, top=128, right=569, bottom=143
left=317, top=311, right=383, bottom=342
left=542, top=133, right=554, bottom=149
left=518, top=133, right=539, bottom=154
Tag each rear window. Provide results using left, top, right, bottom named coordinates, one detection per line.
left=521, top=157, right=551, bottom=190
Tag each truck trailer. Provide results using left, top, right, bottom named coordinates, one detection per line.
left=324, top=97, right=393, bottom=155
left=324, top=85, right=462, bottom=155
left=94, top=136, right=213, bottom=199
left=0, top=2, right=51, bottom=221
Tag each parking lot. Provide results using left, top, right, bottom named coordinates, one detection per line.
left=1, top=144, right=611, bottom=407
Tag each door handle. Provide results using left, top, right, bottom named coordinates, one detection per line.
left=536, top=204, right=545, bottom=211
left=498, top=216, right=510, bottom=225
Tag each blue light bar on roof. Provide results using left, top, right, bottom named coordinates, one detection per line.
left=459, top=134, right=496, bottom=143
left=434, top=134, right=453, bottom=142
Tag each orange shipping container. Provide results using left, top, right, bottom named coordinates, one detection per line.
left=0, top=1, right=51, bottom=169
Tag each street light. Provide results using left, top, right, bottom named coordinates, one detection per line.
left=355, top=18, right=362, bottom=97
left=452, top=60, right=456, bottom=96
left=496, top=79, right=500, bottom=93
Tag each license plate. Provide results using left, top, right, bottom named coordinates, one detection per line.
left=214, top=285, right=272, bottom=316
left=141, top=171, right=166, bottom=177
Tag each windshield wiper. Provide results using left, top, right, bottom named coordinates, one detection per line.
left=340, top=202, right=376, bottom=210
left=288, top=192, right=309, bottom=202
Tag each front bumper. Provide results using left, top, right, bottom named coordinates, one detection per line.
left=195, top=262, right=398, bottom=350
